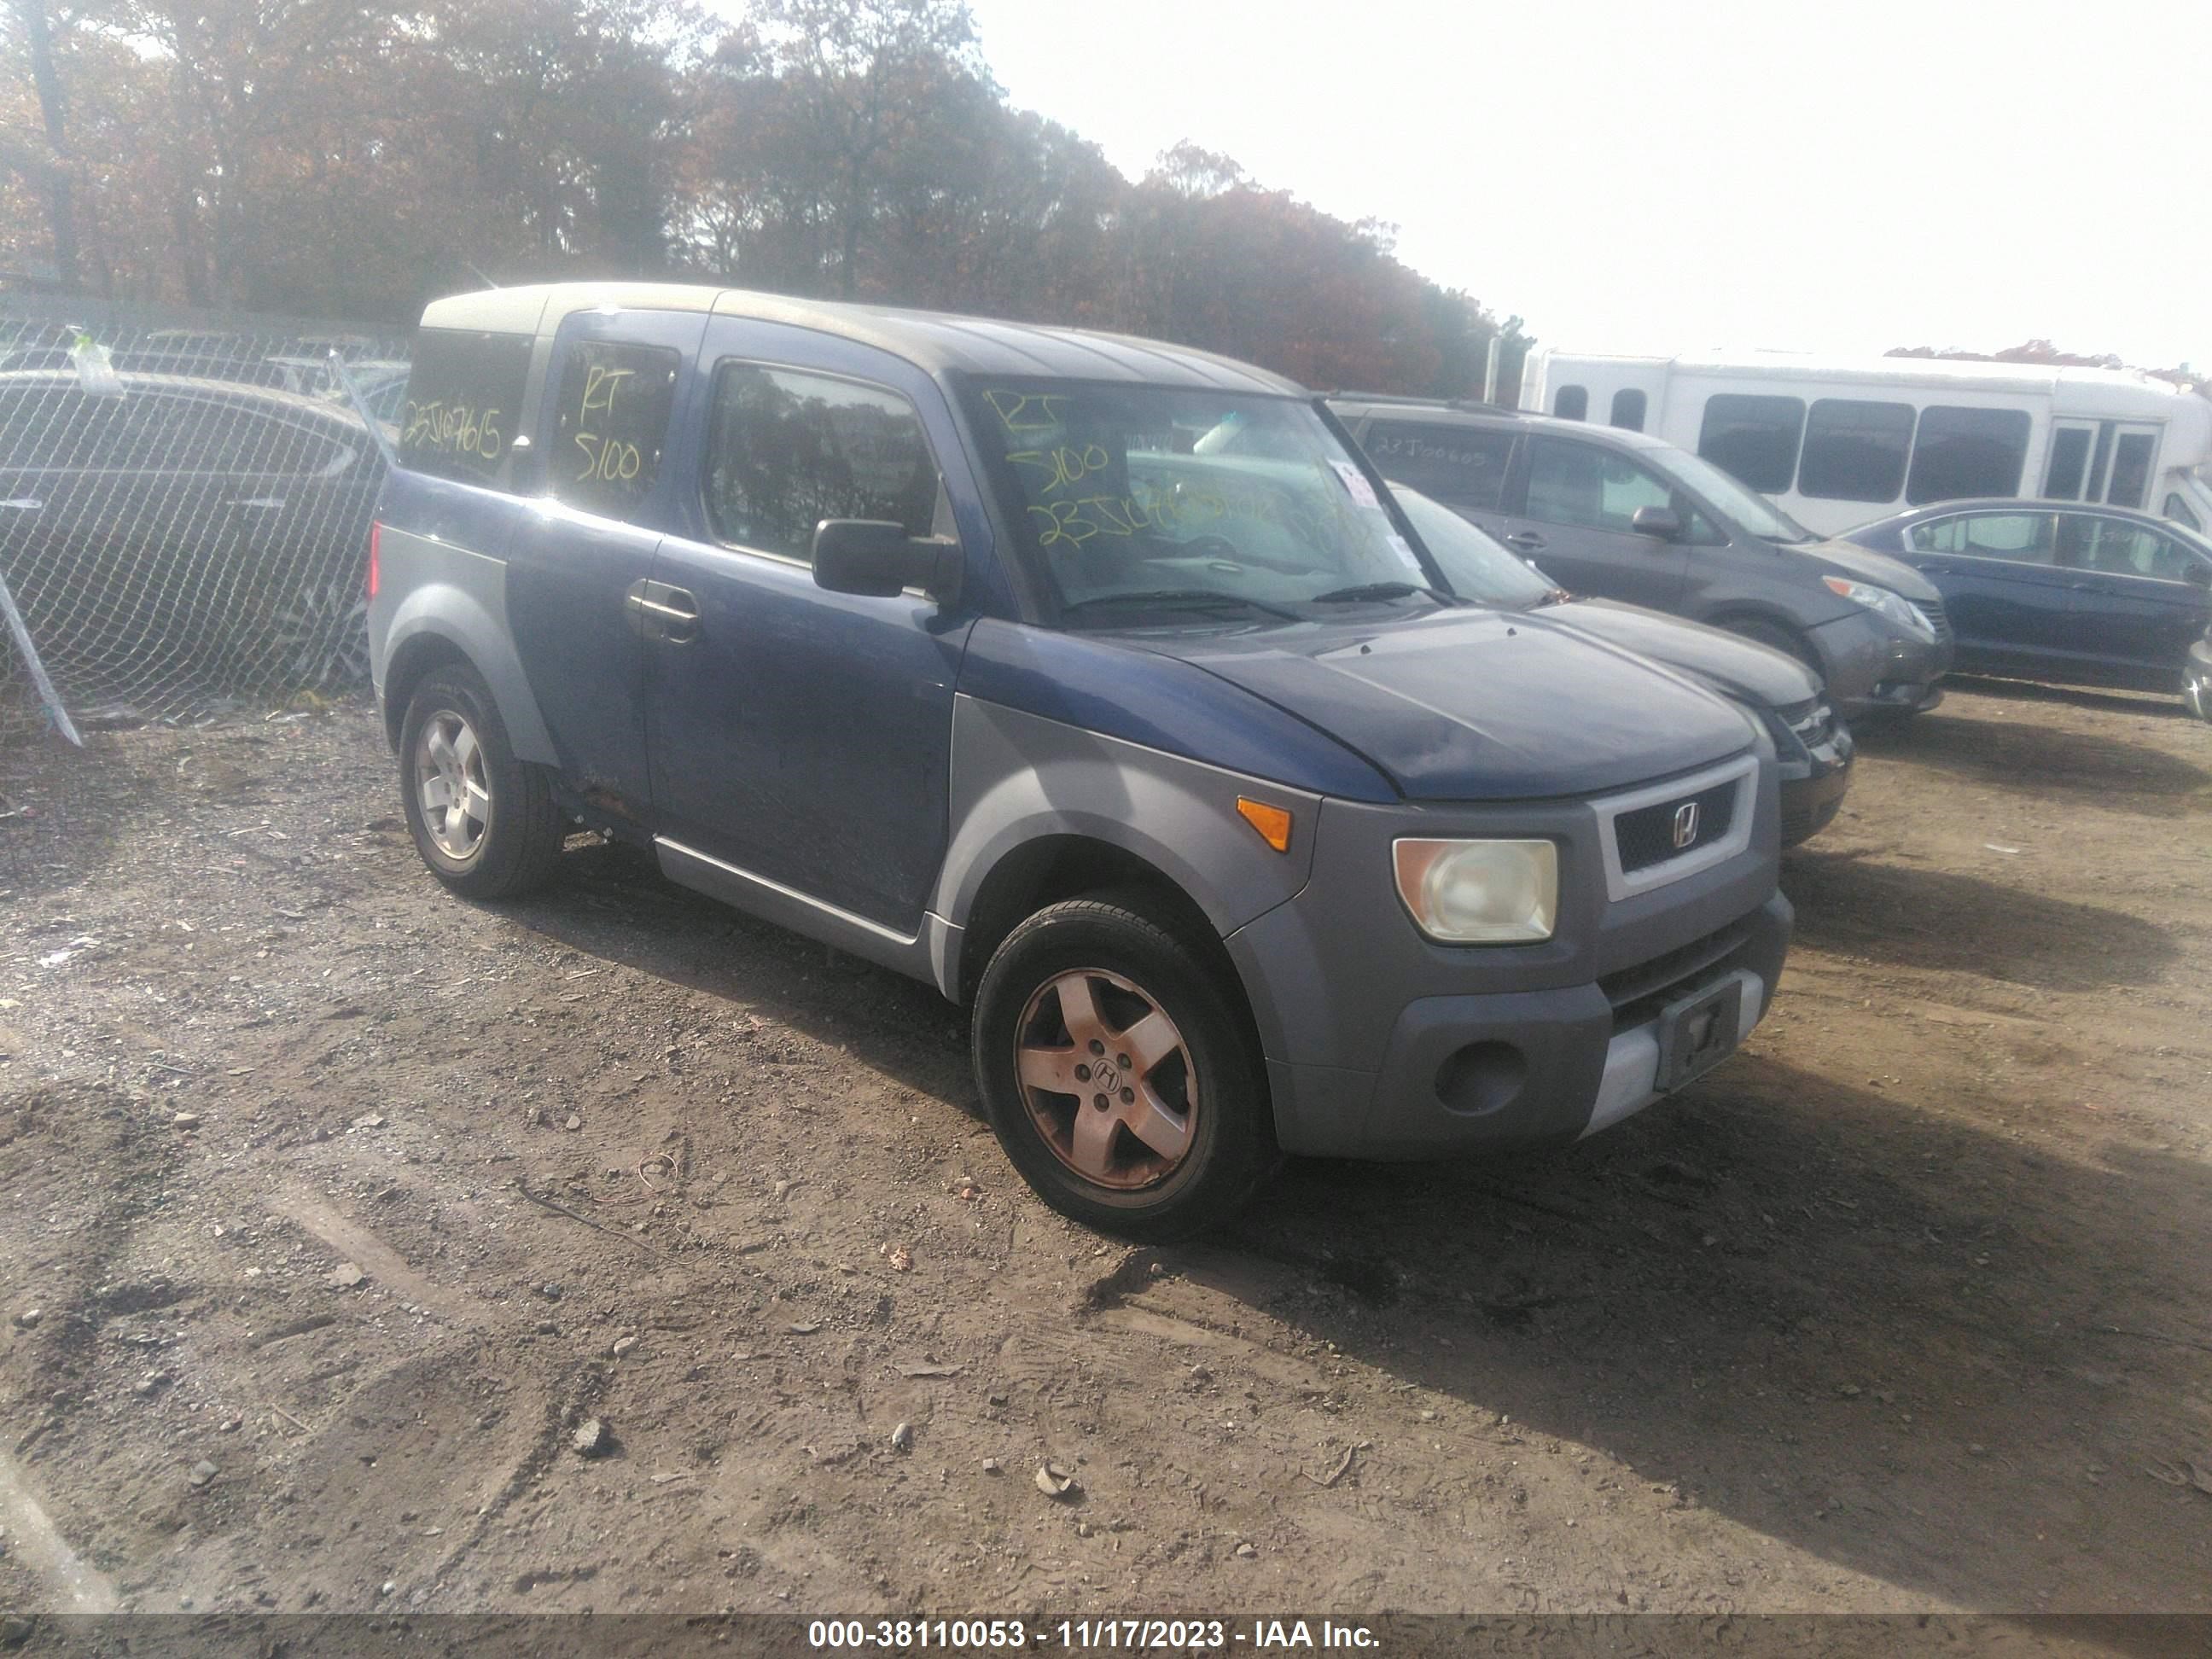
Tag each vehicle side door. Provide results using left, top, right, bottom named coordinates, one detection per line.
left=503, top=308, right=705, bottom=824
left=1493, top=434, right=1700, bottom=609
left=2051, top=512, right=2212, bottom=690
left=646, top=320, right=978, bottom=938
left=1897, top=510, right=2073, bottom=676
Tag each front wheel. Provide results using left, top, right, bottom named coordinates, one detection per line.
left=1717, top=616, right=1825, bottom=684
left=971, top=893, right=1275, bottom=1240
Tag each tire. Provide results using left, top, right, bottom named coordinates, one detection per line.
left=1717, top=616, right=1825, bottom=683
left=971, top=890, right=1276, bottom=1241
left=398, top=664, right=567, bottom=899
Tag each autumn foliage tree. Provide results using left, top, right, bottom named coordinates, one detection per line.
left=0, top=0, right=1522, bottom=394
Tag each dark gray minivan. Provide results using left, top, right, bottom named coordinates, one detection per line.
left=1330, top=397, right=1956, bottom=722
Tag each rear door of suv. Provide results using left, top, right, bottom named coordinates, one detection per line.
left=504, top=307, right=706, bottom=824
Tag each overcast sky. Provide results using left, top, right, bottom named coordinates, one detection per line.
left=958, top=0, right=2209, bottom=370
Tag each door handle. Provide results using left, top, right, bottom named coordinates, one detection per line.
left=1504, top=531, right=1545, bottom=551
left=1, top=498, right=42, bottom=511
left=625, top=581, right=700, bottom=643
left=224, top=497, right=286, bottom=510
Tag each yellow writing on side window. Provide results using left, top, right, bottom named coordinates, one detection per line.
left=402, top=399, right=504, bottom=462
left=572, top=364, right=643, bottom=485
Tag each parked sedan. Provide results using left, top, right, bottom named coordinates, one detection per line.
left=0, top=370, right=385, bottom=687
left=1391, top=482, right=1854, bottom=845
left=1844, top=498, right=2212, bottom=699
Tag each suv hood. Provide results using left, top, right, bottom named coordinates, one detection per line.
left=1548, top=599, right=1820, bottom=709
left=1121, top=607, right=1756, bottom=800
left=1789, top=537, right=1943, bottom=603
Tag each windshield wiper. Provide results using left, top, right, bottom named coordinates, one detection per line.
left=1307, top=580, right=1452, bottom=606
left=1060, top=589, right=1301, bottom=622
left=1534, top=587, right=1574, bottom=607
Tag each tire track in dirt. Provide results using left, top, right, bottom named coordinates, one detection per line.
left=0, top=1443, right=120, bottom=1610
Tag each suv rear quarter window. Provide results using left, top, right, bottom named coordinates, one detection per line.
left=1359, top=421, right=1515, bottom=511
left=398, top=329, right=531, bottom=485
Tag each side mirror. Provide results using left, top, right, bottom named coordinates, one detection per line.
left=1631, top=504, right=1682, bottom=542
left=812, top=519, right=961, bottom=602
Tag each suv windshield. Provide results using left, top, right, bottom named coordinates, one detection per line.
left=1387, top=482, right=1554, bottom=609
left=1641, top=444, right=1814, bottom=544
left=960, top=380, right=1435, bottom=622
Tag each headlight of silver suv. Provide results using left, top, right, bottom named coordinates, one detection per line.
left=1392, top=839, right=1558, bottom=943
left=1823, top=575, right=1935, bottom=640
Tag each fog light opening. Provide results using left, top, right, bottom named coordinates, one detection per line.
left=1434, top=1039, right=1528, bottom=1118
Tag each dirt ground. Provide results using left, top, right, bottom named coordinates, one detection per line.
left=0, top=678, right=2208, bottom=1622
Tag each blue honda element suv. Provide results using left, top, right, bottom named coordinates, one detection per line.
left=368, top=283, right=1793, bottom=1238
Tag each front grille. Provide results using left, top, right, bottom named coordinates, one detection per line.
left=1919, top=595, right=1953, bottom=643
left=1598, top=917, right=1755, bottom=1031
left=1613, top=779, right=1738, bottom=875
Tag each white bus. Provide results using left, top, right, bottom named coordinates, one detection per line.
left=1516, top=348, right=2212, bottom=538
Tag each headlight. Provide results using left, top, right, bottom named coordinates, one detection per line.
left=1393, top=839, right=1557, bottom=943
left=1823, top=575, right=1934, bottom=639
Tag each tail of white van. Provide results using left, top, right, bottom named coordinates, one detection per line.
left=1517, top=349, right=2212, bottom=538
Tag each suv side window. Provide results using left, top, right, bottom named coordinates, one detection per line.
left=1359, top=421, right=1514, bottom=510
left=398, top=328, right=532, bottom=485
left=703, top=363, right=940, bottom=563
left=1907, top=511, right=2053, bottom=563
left=1522, top=436, right=1720, bottom=541
left=550, top=340, right=680, bottom=521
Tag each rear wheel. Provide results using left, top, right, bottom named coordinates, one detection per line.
left=399, top=665, right=567, bottom=899
left=972, top=892, right=1275, bottom=1240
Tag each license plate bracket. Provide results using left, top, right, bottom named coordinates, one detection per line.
left=1655, top=975, right=1745, bottom=1091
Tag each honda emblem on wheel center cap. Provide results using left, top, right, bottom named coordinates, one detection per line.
left=1672, top=800, right=1700, bottom=850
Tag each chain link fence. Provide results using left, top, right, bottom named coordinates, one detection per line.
left=0, top=305, right=411, bottom=732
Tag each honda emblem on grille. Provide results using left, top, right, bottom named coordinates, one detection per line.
left=1671, top=800, right=1701, bottom=849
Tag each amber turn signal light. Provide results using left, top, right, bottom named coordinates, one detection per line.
left=1236, top=797, right=1292, bottom=853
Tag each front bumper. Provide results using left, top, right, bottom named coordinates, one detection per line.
left=1809, top=609, right=1953, bottom=721
left=1778, top=722, right=1854, bottom=847
left=2186, top=638, right=2212, bottom=723
left=1225, top=760, right=1791, bottom=1160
